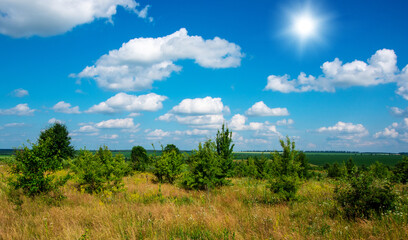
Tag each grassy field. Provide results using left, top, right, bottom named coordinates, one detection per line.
left=0, top=166, right=407, bottom=239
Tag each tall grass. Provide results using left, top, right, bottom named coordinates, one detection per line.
left=0, top=167, right=407, bottom=239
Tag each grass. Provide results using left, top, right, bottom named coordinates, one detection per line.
left=1, top=166, right=407, bottom=239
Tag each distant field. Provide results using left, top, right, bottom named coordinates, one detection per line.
left=0, top=149, right=405, bottom=166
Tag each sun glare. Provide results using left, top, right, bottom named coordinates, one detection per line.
left=293, top=14, right=316, bottom=38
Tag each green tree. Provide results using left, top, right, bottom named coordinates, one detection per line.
left=38, top=122, right=74, bottom=170
left=71, top=146, right=128, bottom=194
left=216, top=123, right=235, bottom=177
left=182, top=140, right=227, bottom=190
left=393, top=156, right=408, bottom=183
left=163, top=144, right=180, bottom=155
left=346, top=157, right=357, bottom=177
left=154, top=149, right=184, bottom=183
left=8, top=138, right=68, bottom=197
left=130, top=146, right=149, bottom=171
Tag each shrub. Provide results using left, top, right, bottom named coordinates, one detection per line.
left=154, top=150, right=184, bottom=183
left=70, top=146, right=128, bottom=194
left=130, top=146, right=149, bottom=171
left=163, top=144, right=180, bottom=155
left=181, top=140, right=227, bottom=190
left=370, top=161, right=392, bottom=179
left=393, top=156, right=408, bottom=183
left=8, top=138, right=68, bottom=198
left=334, top=174, right=397, bottom=219
left=327, top=163, right=347, bottom=179
left=269, top=175, right=300, bottom=201
left=38, top=122, right=74, bottom=170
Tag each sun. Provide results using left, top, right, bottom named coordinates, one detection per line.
left=293, top=14, right=317, bottom=39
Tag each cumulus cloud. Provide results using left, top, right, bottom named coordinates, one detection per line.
left=48, top=118, right=64, bottom=124
left=229, top=114, right=281, bottom=137
left=0, top=103, right=35, bottom=116
left=265, top=49, right=408, bottom=99
left=245, top=101, right=289, bottom=116
left=11, top=88, right=29, bottom=97
left=75, top=28, right=243, bottom=91
left=171, top=97, right=226, bottom=115
left=374, top=118, right=408, bottom=142
left=390, top=106, right=408, bottom=117
left=0, top=0, right=151, bottom=38
left=146, top=129, right=170, bottom=140
left=317, top=121, right=369, bottom=141
left=86, top=92, right=167, bottom=114
left=77, top=125, right=99, bottom=133
left=99, top=134, right=119, bottom=140
left=174, top=129, right=210, bottom=136
left=52, top=101, right=81, bottom=114
left=95, top=118, right=137, bottom=129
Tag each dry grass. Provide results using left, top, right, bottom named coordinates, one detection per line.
left=0, top=168, right=407, bottom=240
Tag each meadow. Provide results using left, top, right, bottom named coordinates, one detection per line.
left=1, top=168, right=407, bottom=240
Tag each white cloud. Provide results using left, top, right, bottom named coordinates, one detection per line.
left=77, top=125, right=99, bottom=133
left=317, top=121, right=369, bottom=141
left=11, top=88, right=29, bottom=97
left=52, top=101, right=81, bottom=114
left=171, top=97, right=226, bottom=115
left=265, top=49, right=408, bottom=99
left=48, top=118, right=64, bottom=124
left=276, top=118, right=294, bottom=126
left=229, top=114, right=281, bottom=137
left=146, top=129, right=170, bottom=140
left=95, top=118, right=136, bottom=129
left=0, top=103, right=35, bottom=116
left=245, top=101, right=289, bottom=116
left=0, top=0, right=150, bottom=38
left=374, top=118, right=408, bottom=142
left=3, top=122, right=26, bottom=128
left=75, top=28, right=243, bottom=91
left=99, top=134, right=119, bottom=140
left=174, top=129, right=210, bottom=136
left=86, top=92, right=167, bottom=114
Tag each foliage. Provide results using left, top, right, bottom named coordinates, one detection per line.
left=216, top=123, right=235, bottom=177
left=393, top=156, right=408, bottom=183
left=345, top=157, right=357, bottom=177
left=163, top=144, right=180, bottom=155
left=327, top=163, right=347, bottom=179
left=8, top=138, right=68, bottom=198
left=70, top=146, right=128, bottom=194
left=38, top=122, right=74, bottom=170
left=181, top=140, right=228, bottom=190
left=296, top=151, right=310, bottom=179
left=269, top=175, right=300, bottom=201
left=153, top=149, right=184, bottom=183
left=334, top=174, right=397, bottom=219
left=370, top=161, right=392, bottom=179
left=234, top=156, right=270, bottom=179
left=130, top=146, right=149, bottom=171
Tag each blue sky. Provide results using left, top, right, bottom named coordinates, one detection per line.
left=1, top=0, right=408, bottom=152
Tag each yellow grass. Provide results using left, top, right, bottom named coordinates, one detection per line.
left=0, top=168, right=407, bottom=240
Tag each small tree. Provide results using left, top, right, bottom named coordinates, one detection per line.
left=131, top=146, right=149, bottom=171
left=8, top=138, right=68, bottom=197
left=393, top=156, right=408, bottom=183
left=71, top=146, right=128, bottom=194
left=216, top=123, right=235, bottom=177
left=154, top=149, right=184, bottom=183
left=38, top=122, right=74, bottom=170
left=163, top=144, right=180, bottom=155
left=182, top=140, right=227, bottom=190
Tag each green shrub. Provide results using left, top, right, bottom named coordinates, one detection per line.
left=269, top=175, right=300, bottom=201
left=393, top=156, right=408, bottom=183
left=370, top=161, right=392, bottom=179
left=154, top=150, right=184, bottom=183
left=130, top=146, right=149, bottom=171
left=327, top=163, right=347, bottom=179
left=335, top=174, right=397, bottom=219
left=71, top=146, right=128, bottom=194
left=181, top=140, right=228, bottom=190
left=8, top=138, right=69, bottom=198
left=163, top=144, right=180, bottom=155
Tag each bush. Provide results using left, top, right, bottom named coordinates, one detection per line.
left=393, top=156, right=408, bottom=183
left=154, top=150, right=184, bottom=183
left=269, top=175, right=300, bottom=201
left=130, top=146, right=149, bottom=171
left=370, top=161, right=392, bottom=179
left=335, top=174, right=397, bottom=219
left=70, top=146, right=128, bottom=194
left=8, top=138, right=69, bottom=198
left=327, top=163, right=347, bottom=179
left=181, top=140, right=228, bottom=190
left=163, top=144, right=180, bottom=155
